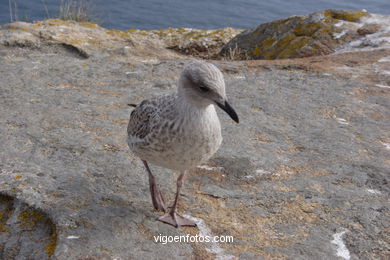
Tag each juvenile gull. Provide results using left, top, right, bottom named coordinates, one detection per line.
left=127, top=61, right=239, bottom=227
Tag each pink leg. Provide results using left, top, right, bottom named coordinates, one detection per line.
left=142, top=160, right=166, bottom=212
left=158, top=172, right=197, bottom=227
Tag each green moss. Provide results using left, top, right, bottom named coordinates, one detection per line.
left=294, top=22, right=324, bottom=36
left=322, top=11, right=335, bottom=23
left=105, top=29, right=130, bottom=38
left=12, top=202, right=58, bottom=256
left=312, top=26, right=334, bottom=40
left=79, top=22, right=98, bottom=29
left=45, top=223, right=57, bottom=257
left=263, top=38, right=276, bottom=47
left=324, top=10, right=367, bottom=22
left=266, top=33, right=296, bottom=59
left=251, top=34, right=295, bottom=59
left=337, top=11, right=367, bottom=22
left=17, top=209, right=43, bottom=226
left=247, top=9, right=360, bottom=60
left=276, top=34, right=296, bottom=47
left=177, top=27, right=188, bottom=33
left=252, top=47, right=262, bottom=56
left=277, top=37, right=310, bottom=59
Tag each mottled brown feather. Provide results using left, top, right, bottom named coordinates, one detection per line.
left=127, top=94, right=176, bottom=140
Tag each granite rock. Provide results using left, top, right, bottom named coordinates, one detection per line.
left=0, top=16, right=389, bottom=260
left=220, top=10, right=389, bottom=60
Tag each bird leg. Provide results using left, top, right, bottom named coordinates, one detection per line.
left=158, top=172, right=197, bottom=227
left=142, top=160, right=166, bottom=212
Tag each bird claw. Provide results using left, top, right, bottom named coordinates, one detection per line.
left=158, top=212, right=197, bottom=228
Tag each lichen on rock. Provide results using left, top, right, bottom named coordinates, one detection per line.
left=0, top=195, right=57, bottom=259
left=126, top=27, right=243, bottom=59
left=220, top=9, right=371, bottom=60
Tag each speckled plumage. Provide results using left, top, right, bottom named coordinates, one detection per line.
left=127, top=62, right=227, bottom=171
left=127, top=92, right=222, bottom=171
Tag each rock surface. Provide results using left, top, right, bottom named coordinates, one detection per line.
left=220, top=9, right=390, bottom=60
left=0, top=14, right=389, bottom=260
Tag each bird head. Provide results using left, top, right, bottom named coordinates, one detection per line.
left=178, top=62, right=239, bottom=123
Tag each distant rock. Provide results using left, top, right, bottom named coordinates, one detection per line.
left=96, top=26, right=242, bottom=59
left=220, top=9, right=389, bottom=60
left=0, top=20, right=242, bottom=61
left=357, top=23, right=381, bottom=35
left=150, top=27, right=243, bottom=59
left=0, top=19, right=180, bottom=61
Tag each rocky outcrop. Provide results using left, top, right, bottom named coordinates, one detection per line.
left=2, top=11, right=388, bottom=62
left=220, top=9, right=389, bottom=60
left=145, top=27, right=243, bottom=59
left=0, top=12, right=389, bottom=260
left=0, top=19, right=242, bottom=60
left=0, top=19, right=180, bottom=61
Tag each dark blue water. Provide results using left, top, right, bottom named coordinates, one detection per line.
left=1, top=0, right=389, bottom=29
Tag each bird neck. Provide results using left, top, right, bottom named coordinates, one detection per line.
left=177, top=94, right=212, bottom=114
left=178, top=92, right=212, bottom=112
left=175, top=90, right=219, bottom=129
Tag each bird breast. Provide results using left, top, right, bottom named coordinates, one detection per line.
left=139, top=105, right=222, bottom=171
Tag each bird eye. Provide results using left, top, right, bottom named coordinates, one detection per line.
left=199, top=85, right=210, bottom=92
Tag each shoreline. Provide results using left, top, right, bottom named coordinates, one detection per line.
left=1, top=11, right=389, bottom=87
left=0, top=10, right=389, bottom=259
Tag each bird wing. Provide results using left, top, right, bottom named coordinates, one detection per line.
left=127, top=100, right=157, bottom=141
left=127, top=94, right=175, bottom=143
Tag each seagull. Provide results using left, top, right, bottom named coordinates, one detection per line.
left=127, top=61, right=239, bottom=227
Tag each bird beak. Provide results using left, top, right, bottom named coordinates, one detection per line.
left=215, top=100, right=239, bottom=123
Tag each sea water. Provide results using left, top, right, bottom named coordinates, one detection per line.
left=0, top=0, right=389, bottom=29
